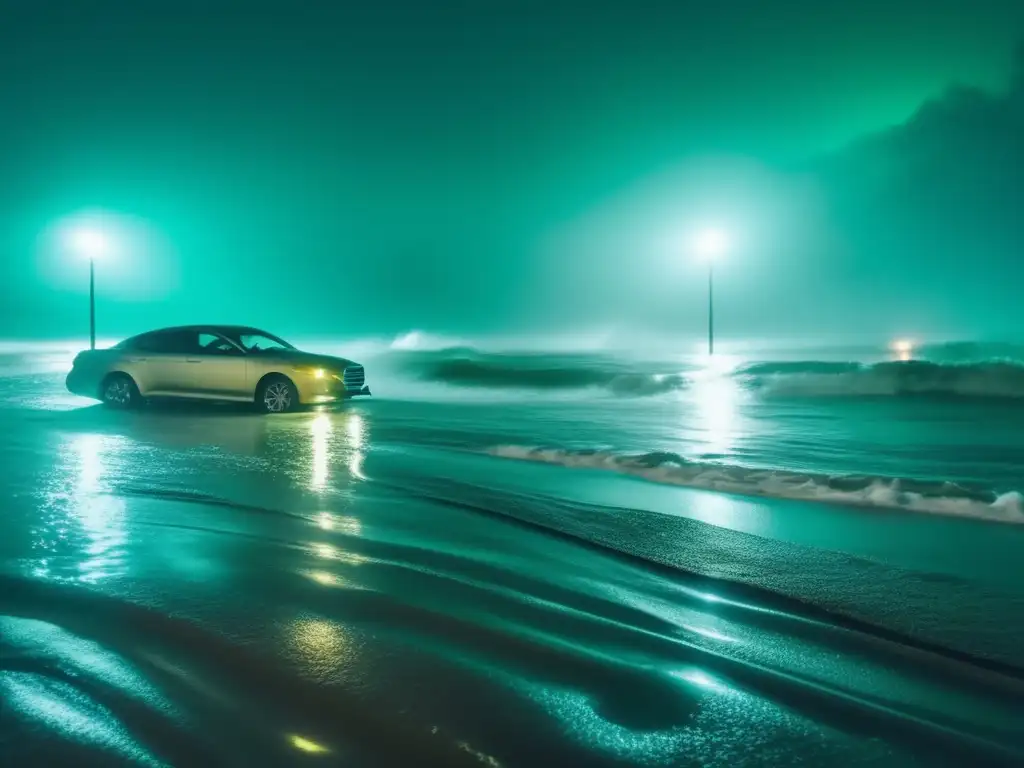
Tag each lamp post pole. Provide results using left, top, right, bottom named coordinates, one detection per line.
left=707, top=258, right=714, bottom=356
left=89, top=257, right=96, bottom=350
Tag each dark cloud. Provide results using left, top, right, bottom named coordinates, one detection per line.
left=810, top=45, right=1024, bottom=338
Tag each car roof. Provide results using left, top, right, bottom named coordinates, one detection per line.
left=131, top=325, right=271, bottom=337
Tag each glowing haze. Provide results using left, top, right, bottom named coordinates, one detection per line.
left=1, top=1, right=1022, bottom=345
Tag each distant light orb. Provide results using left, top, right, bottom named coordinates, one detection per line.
left=69, top=227, right=107, bottom=260
left=694, top=228, right=727, bottom=260
left=891, top=339, right=914, bottom=362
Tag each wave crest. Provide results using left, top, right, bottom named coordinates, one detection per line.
left=919, top=341, right=1024, bottom=364
left=741, top=360, right=1024, bottom=399
left=392, top=346, right=1024, bottom=400
left=488, top=445, right=1024, bottom=523
left=401, top=350, right=690, bottom=396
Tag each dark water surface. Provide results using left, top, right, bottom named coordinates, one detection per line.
left=2, top=346, right=1023, bottom=766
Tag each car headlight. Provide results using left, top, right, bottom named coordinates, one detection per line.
left=293, top=366, right=328, bottom=379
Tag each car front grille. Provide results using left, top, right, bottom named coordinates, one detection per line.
left=342, top=365, right=365, bottom=391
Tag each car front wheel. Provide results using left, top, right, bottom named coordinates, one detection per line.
left=257, top=376, right=298, bottom=414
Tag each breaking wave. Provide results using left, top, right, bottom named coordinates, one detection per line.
left=391, top=345, right=1024, bottom=400
left=739, top=360, right=1024, bottom=399
left=918, top=341, right=1024, bottom=364
left=399, top=349, right=691, bottom=396
left=488, top=445, right=1024, bottom=523
left=391, top=346, right=1024, bottom=399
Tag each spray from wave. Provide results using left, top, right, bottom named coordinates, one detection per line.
left=390, top=345, right=1024, bottom=400
left=397, top=349, right=692, bottom=396
left=488, top=445, right=1024, bottom=523
left=737, top=360, right=1024, bottom=399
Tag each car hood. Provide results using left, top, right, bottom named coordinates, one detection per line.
left=269, top=350, right=358, bottom=371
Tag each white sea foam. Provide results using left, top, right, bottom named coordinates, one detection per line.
left=488, top=446, right=1024, bottom=523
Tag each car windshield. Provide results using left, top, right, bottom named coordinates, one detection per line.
left=235, top=332, right=295, bottom=353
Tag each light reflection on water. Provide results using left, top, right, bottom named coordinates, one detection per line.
left=347, top=413, right=368, bottom=480
left=305, top=570, right=349, bottom=587
left=315, top=513, right=362, bottom=536
left=679, top=623, right=737, bottom=644
left=35, top=433, right=127, bottom=582
left=689, top=355, right=744, bottom=459
left=287, top=617, right=358, bottom=684
left=288, top=734, right=330, bottom=754
left=310, top=413, right=331, bottom=490
left=311, top=542, right=367, bottom=565
left=308, top=411, right=368, bottom=490
left=303, top=412, right=368, bottom=587
left=347, top=413, right=365, bottom=448
left=688, top=491, right=760, bottom=534
left=671, top=668, right=732, bottom=693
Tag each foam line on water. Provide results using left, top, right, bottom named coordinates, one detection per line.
left=487, top=445, right=1024, bottom=523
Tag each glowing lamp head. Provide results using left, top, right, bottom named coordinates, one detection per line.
left=892, top=339, right=914, bottom=361
left=695, top=228, right=727, bottom=260
left=71, top=228, right=107, bottom=260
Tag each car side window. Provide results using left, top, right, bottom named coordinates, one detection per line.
left=132, top=331, right=196, bottom=354
left=166, top=331, right=200, bottom=354
left=132, top=332, right=171, bottom=352
left=199, top=332, right=240, bottom=355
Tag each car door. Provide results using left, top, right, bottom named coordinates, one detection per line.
left=122, top=330, right=194, bottom=395
left=192, top=331, right=249, bottom=398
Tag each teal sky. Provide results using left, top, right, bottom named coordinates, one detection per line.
left=1, top=1, right=1023, bottom=342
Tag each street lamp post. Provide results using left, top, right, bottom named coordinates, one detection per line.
left=707, top=255, right=714, bottom=356
left=695, top=228, right=726, bottom=356
left=89, top=256, right=96, bottom=350
left=70, top=228, right=106, bottom=350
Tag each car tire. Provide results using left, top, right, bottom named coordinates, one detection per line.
left=256, top=375, right=298, bottom=414
left=101, top=373, right=141, bottom=409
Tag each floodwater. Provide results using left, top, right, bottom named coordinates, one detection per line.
left=1, top=342, right=1023, bottom=766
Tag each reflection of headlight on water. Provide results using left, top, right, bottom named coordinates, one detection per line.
left=289, top=735, right=329, bottom=754
left=680, top=623, right=737, bottom=643
left=671, top=668, right=730, bottom=693
left=287, top=615, right=357, bottom=685
left=349, top=453, right=367, bottom=480
left=314, top=513, right=362, bottom=536
left=306, top=570, right=345, bottom=587
left=311, top=542, right=367, bottom=565
left=347, top=413, right=365, bottom=449
left=313, top=543, right=334, bottom=559
left=310, top=414, right=331, bottom=491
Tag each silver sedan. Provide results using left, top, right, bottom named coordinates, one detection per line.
left=66, top=325, right=370, bottom=413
